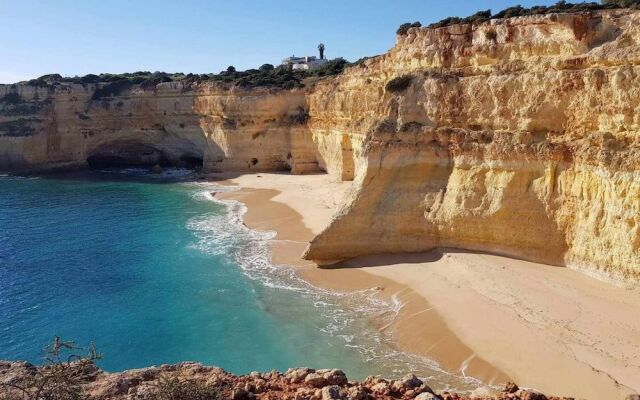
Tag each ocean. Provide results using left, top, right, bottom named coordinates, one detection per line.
left=0, top=169, right=477, bottom=390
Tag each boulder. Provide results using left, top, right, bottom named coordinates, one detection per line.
left=321, top=369, right=348, bottom=386
left=305, top=373, right=329, bottom=388
left=321, top=385, right=344, bottom=400
left=504, top=382, right=519, bottom=394
left=470, top=386, right=500, bottom=399
left=286, top=367, right=314, bottom=384
left=517, top=389, right=548, bottom=400
left=371, top=382, right=389, bottom=395
left=400, top=373, right=423, bottom=388
left=347, top=385, right=368, bottom=400
left=391, top=373, right=423, bottom=392
left=415, top=392, right=440, bottom=400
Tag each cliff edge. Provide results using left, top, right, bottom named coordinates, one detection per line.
left=304, top=9, right=640, bottom=285
left=2, top=9, right=640, bottom=285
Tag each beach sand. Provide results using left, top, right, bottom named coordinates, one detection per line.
left=212, top=172, right=640, bottom=400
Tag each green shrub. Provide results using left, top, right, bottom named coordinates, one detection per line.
left=92, top=79, right=134, bottom=100
left=0, top=337, right=101, bottom=400
left=19, top=57, right=350, bottom=93
left=396, top=21, right=422, bottom=36
left=427, top=1, right=640, bottom=29
left=385, top=75, right=413, bottom=93
left=309, top=58, right=350, bottom=77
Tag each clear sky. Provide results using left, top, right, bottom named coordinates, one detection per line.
left=0, top=0, right=558, bottom=83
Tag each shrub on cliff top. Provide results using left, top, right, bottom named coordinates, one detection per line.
left=425, top=0, right=640, bottom=30
left=19, top=58, right=352, bottom=92
left=91, top=79, right=134, bottom=100
left=396, top=21, right=422, bottom=36
left=0, top=337, right=101, bottom=400
left=385, top=75, right=413, bottom=93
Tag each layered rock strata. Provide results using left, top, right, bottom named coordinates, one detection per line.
left=2, top=9, right=640, bottom=284
left=305, top=9, right=640, bottom=284
left=0, top=83, right=321, bottom=174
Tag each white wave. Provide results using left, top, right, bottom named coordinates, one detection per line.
left=183, top=182, right=485, bottom=391
left=97, top=167, right=196, bottom=179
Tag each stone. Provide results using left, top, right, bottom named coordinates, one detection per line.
left=399, top=373, right=423, bottom=388
left=504, top=382, right=520, bottom=394
left=232, top=388, right=250, bottom=400
left=517, top=389, right=548, bottom=400
left=415, top=392, right=439, bottom=400
left=286, top=367, right=314, bottom=383
left=305, top=373, right=329, bottom=388
left=371, top=382, right=389, bottom=395
left=347, top=385, right=368, bottom=400
left=470, top=386, right=500, bottom=399
left=321, top=369, right=348, bottom=386
left=321, top=385, right=344, bottom=400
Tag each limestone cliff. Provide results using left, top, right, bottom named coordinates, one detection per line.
left=2, top=9, right=640, bottom=284
left=0, top=82, right=320, bottom=174
left=305, top=9, right=640, bottom=285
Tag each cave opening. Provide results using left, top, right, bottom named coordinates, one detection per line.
left=86, top=142, right=203, bottom=170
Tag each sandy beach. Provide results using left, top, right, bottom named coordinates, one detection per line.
left=212, top=172, right=640, bottom=400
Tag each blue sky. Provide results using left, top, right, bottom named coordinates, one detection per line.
left=0, top=0, right=557, bottom=83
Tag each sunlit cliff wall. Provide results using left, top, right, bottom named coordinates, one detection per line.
left=0, top=83, right=321, bottom=174
left=305, top=9, right=640, bottom=284
left=2, top=9, right=640, bottom=284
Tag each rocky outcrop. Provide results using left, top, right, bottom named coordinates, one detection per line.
left=0, top=360, right=573, bottom=400
left=2, top=9, right=640, bottom=284
left=305, top=9, right=640, bottom=285
left=0, top=83, right=322, bottom=174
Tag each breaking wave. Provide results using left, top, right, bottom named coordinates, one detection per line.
left=183, top=182, right=484, bottom=392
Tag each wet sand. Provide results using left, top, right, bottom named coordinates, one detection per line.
left=211, top=172, right=640, bottom=400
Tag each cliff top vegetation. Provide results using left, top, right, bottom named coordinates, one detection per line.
left=19, top=58, right=351, bottom=95
left=397, top=0, right=640, bottom=34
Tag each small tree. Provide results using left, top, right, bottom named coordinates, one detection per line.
left=226, top=66, right=236, bottom=73
left=0, top=337, right=102, bottom=400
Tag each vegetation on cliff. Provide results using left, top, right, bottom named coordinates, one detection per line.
left=396, top=0, right=640, bottom=33
left=385, top=75, right=414, bottom=93
left=0, top=339, right=572, bottom=400
left=22, top=58, right=352, bottom=95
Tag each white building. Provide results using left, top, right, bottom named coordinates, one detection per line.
left=281, top=55, right=328, bottom=71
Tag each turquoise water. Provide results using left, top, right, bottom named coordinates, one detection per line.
left=0, top=169, right=476, bottom=389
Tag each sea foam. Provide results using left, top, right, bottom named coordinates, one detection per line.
left=183, top=182, right=484, bottom=391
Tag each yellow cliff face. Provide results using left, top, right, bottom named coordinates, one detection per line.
left=0, top=82, right=322, bottom=174
left=305, top=9, right=640, bottom=284
left=2, top=9, right=640, bottom=284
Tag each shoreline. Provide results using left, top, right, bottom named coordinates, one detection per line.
left=214, top=185, right=508, bottom=387
left=211, top=172, right=640, bottom=400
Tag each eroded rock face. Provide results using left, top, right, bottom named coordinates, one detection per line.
left=0, top=83, right=322, bottom=174
left=2, top=9, right=640, bottom=284
left=305, top=9, right=640, bottom=284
